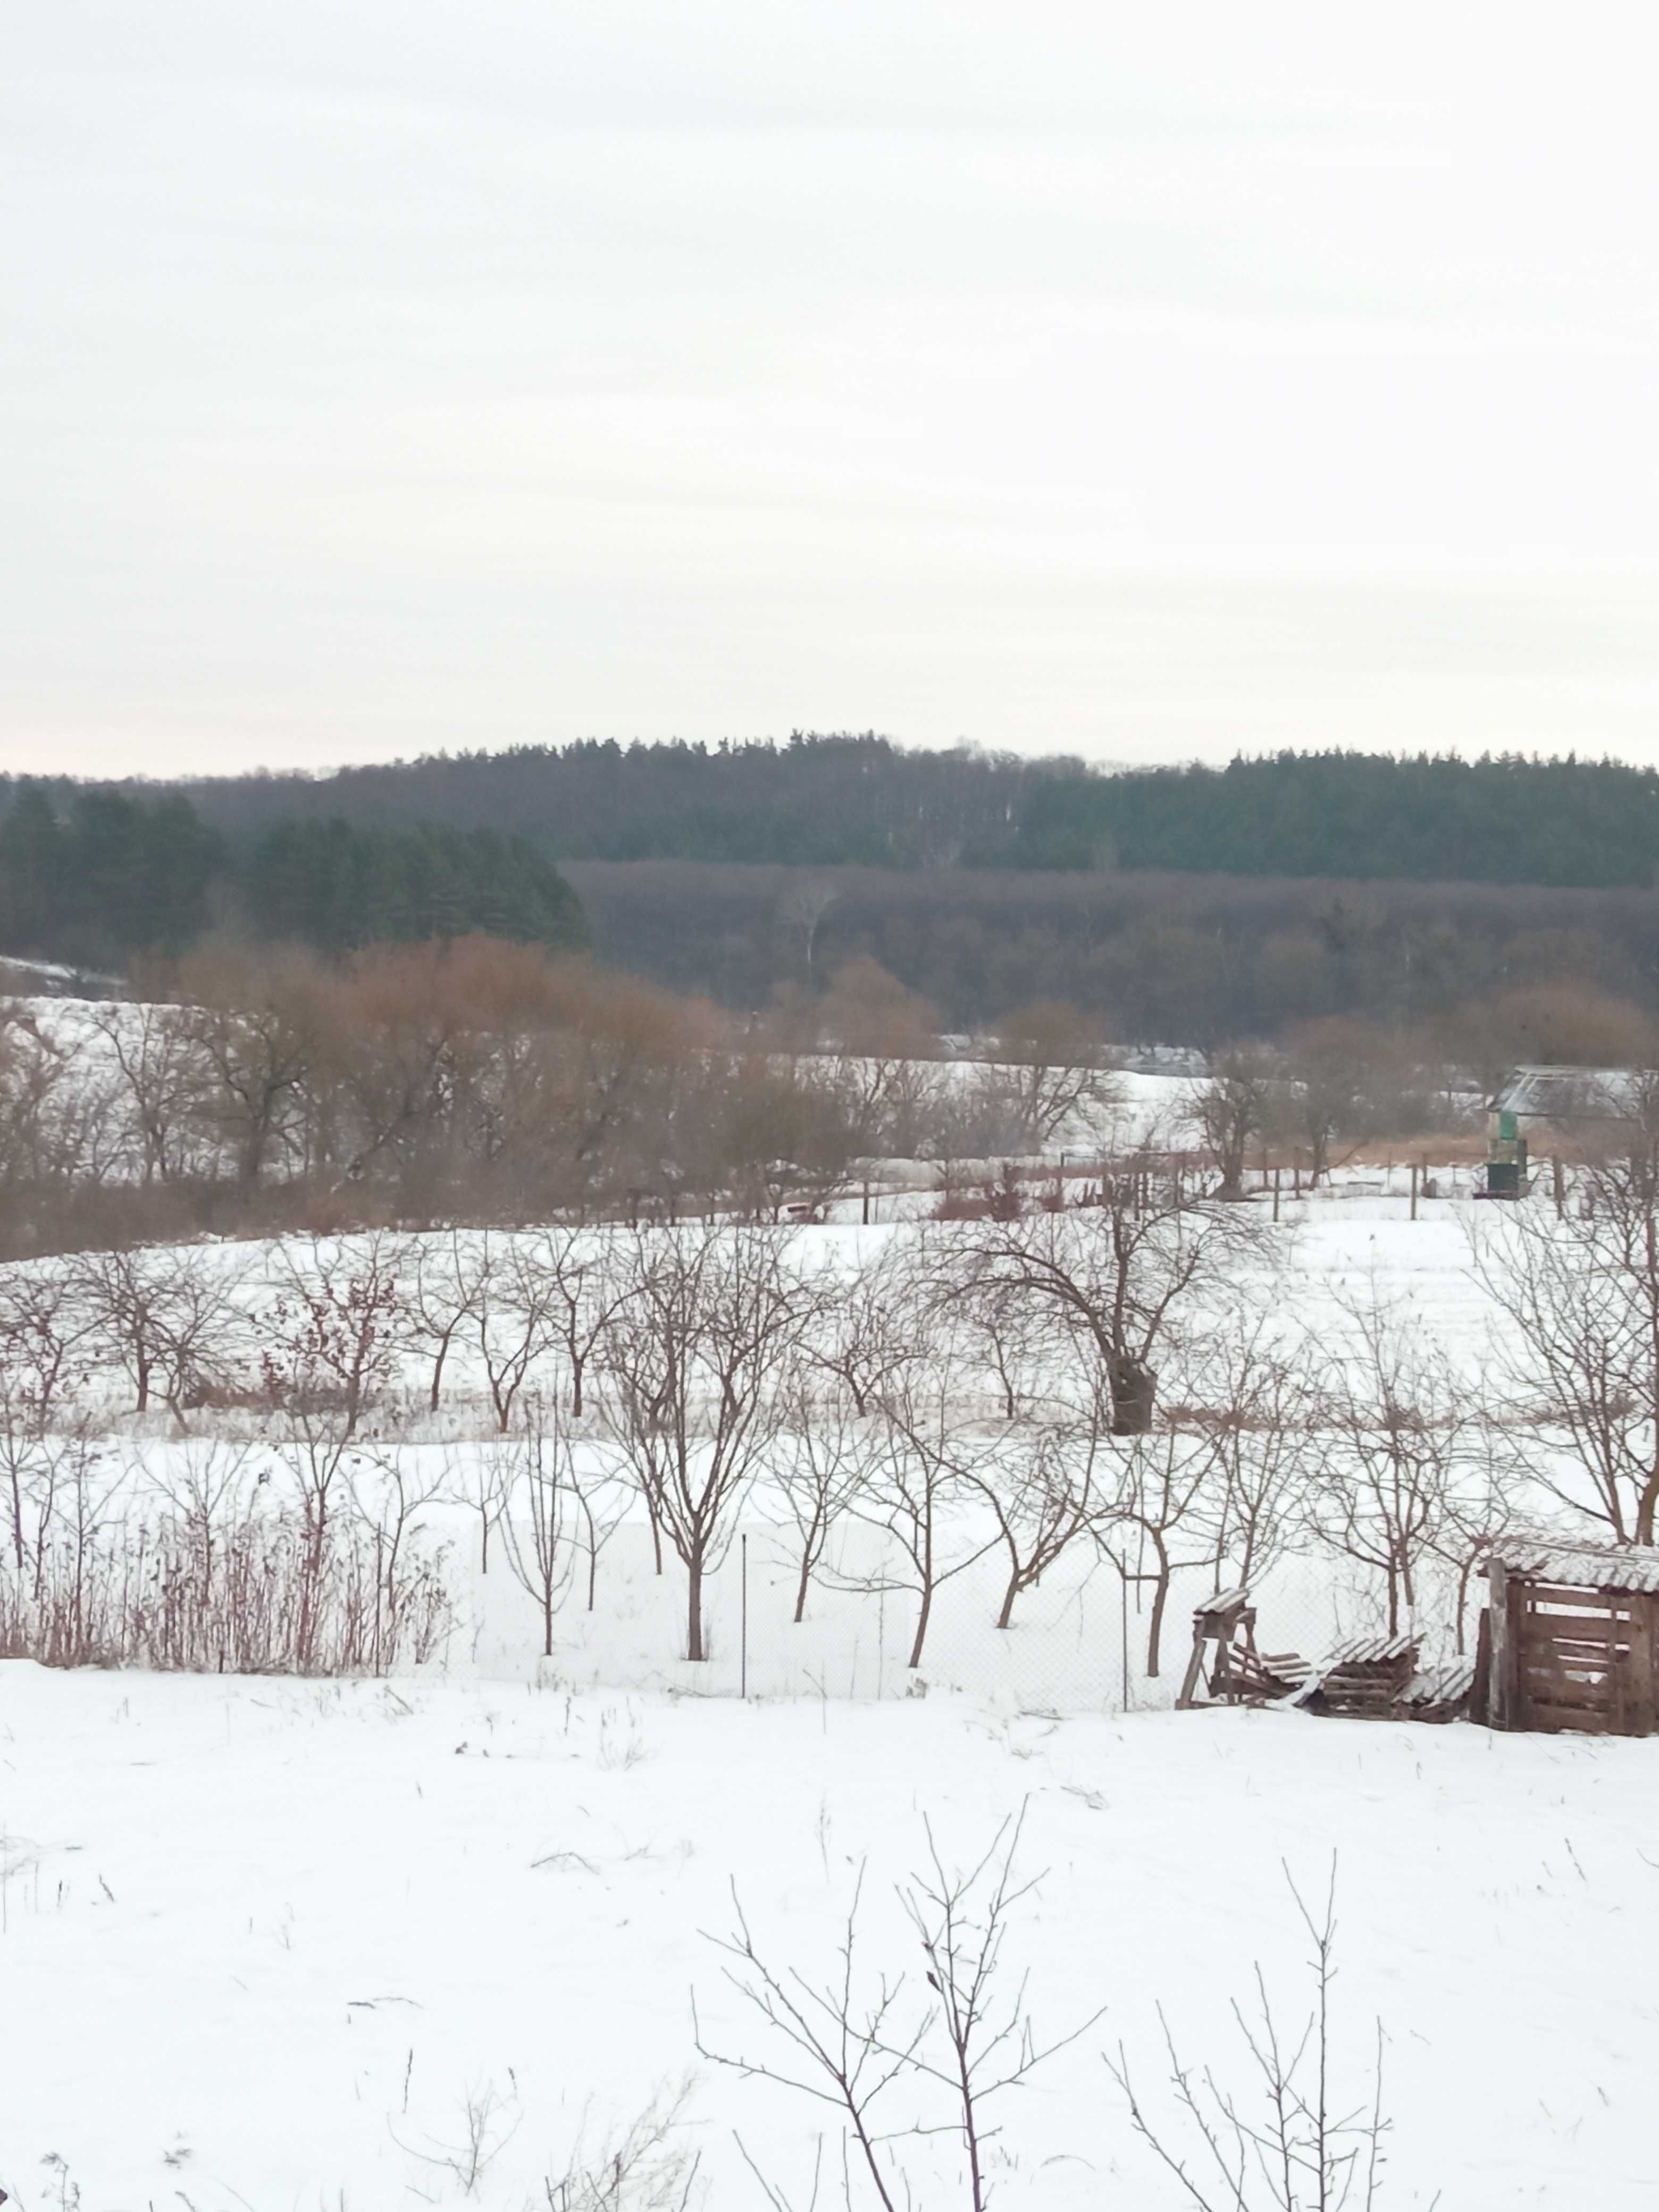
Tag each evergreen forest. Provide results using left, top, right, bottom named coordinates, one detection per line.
left=0, top=787, right=586, bottom=969
left=127, top=736, right=1659, bottom=888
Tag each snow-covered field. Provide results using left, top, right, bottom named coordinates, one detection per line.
left=0, top=1202, right=1520, bottom=1708
left=4, top=1667, right=1655, bottom=2209
left=2, top=1009, right=1649, bottom=2206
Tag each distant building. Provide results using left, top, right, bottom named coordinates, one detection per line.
left=1489, top=1066, right=1642, bottom=1138
left=1484, top=1065, right=1647, bottom=1198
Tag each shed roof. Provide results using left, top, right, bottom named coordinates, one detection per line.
left=1490, top=1066, right=1642, bottom=1121
left=1488, top=1540, right=1659, bottom=1594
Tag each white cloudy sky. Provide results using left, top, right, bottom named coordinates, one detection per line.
left=5, top=4, right=1658, bottom=779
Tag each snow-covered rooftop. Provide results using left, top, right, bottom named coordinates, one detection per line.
left=1489, top=1540, right=1659, bottom=1594
left=1490, top=1065, right=1644, bottom=1122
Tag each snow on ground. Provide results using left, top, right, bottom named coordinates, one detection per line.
left=0, top=1192, right=1557, bottom=1706
left=2, top=1667, right=1655, bottom=2210
left=0, top=1137, right=1649, bottom=2205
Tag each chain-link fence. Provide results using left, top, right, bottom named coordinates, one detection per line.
left=463, top=1514, right=1478, bottom=1714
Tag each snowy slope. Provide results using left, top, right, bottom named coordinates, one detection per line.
left=1, top=1667, right=1653, bottom=2209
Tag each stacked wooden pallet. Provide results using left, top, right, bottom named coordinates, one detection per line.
left=1224, top=1636, right=1312, bottom=1703
left=1304, top=1632, right=1419, bottom=1720
left=1400, top=1655, right=1476, bottom=1724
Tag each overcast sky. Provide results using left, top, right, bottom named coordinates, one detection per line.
left=6, top=4, right=1658, bottom=781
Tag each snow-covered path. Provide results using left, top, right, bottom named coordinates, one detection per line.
left=2, top=1666, right=1654, bottom=2208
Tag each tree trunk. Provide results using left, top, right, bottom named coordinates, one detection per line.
left=1109, top=1355, right=1156, bottom=1435
left=996, top=1570, right=1019, bottom=1632
left=428, top=1331, right=452, bottom=1414
left=1145, top=1561, right=1170, bottom=1677
left=1638, top=1461, right=1659, bottom=1545
left=686, top=1554, right=706, bottom=1662
left=907, top=1583, right=933, bottom=1670
left=645, top=1485, right=665, bottom=1575
left=793, top=1531, right=819, bottom=1624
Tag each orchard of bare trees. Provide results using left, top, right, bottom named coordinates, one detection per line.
left=5, top=1105, right=1653, bottom=1694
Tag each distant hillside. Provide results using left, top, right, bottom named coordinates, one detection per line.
left=44, top=738, right=1659, bottom=890
left=562, top=858, right=1659, bottom=1038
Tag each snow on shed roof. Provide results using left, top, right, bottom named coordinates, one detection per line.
left=1490, top=1066, right=1643, bottom=1121
left=1488, top=1540, right=1659, bottom=1594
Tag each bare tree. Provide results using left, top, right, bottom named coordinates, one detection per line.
left=697, top=1811, right=1094, bottom=2212
left=1109, top=1421, right=1222, bottom=1677
left=969, top=1380, right=1124, bottom=1646
left=475, top=1234, right=563, bottom=1435
left=540, top=2087, right=701, bottom=2211
left=604, top=1225, right=811, bottom=1662
left=964, top=1192, right=1253, bottom=1435
left=350, top=1445, right=451, bottom=1673
left=0, top=1005, right=90, bottom=1202
left=0, top=1263, right=94, bottom=1431
left=768, top=1368, right=871, bottom=1624
left=445, top=1441, right=512, bottom=1577
left=1471, top=1102, right=1659, bottom=1542
left=780, top=878, right=840, bottom=990
left=1309, top=1288, right=1468, bottom=1636
left=1275, top=1020, right=1378, bottom=1188
left=978, top=1000, right=1120, bottom=1149
left=143, top=1437, right=257, bottom=1622
left=89, top=1000, right=203, bottom=1187
left=1110, top=1867, right=1392, bottom=2212
left=499, top=1397, right=576, bottom=1658
left=851, top=1348, right=999, bottom=1672
left=1432, top=1428, right=1521, bottom=1654
left=717, top=1053, right=862, bottom=1225
left=700, top=1867, right=923, bottom=2212
left=531, top=1224, right=632, bottom=1421
left=569, top=1450, right=633, bottom=1613
left=177, top=943, right=329, bottom=1187
left=0, top=1395, right=46, bottom=1576
left=805, top=1250, right=917, bottom=1418
left=70, top=1244, right=244, bottom=1418
left=1192, top=1043, right=1275, bottom=1203
left=263, top=1235, right=404, bottom=1438
left=268, top=1406, right=363, bottom=1671
left=1184, top=1314, right=1316, bottom=1590
left=406, top=1233, right=491, bottom=1415
left=953, top=1269, right=1051, bottom=1426
left=816, top=956, right=943, bottom=1158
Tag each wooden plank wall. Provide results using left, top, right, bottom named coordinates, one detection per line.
left=1506, top=1579, right=1659, bottom=1737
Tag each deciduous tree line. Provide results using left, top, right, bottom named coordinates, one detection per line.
left=0, top=944, right=1130, bottom=1259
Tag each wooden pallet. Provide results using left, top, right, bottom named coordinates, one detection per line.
left=1400, top=1656, right=1476, bottom=1724
left=1177, top=1588, right=1309, bottom=1708
left=1484, top=1556, right=1659, bottom=1736
left=1303, top=1633, right=1418, bottom=1720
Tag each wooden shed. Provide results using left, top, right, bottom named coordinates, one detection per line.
left=1477, top=1543, right=1659, bottom=1737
